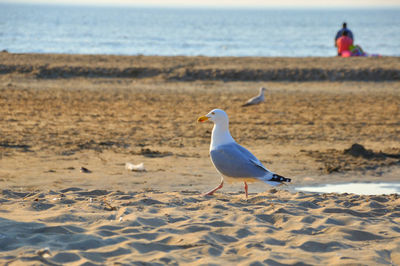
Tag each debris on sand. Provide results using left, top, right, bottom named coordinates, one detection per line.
left=138, top=148, right=173, bottom=158
left=344, top=143, right=380, bottom=159
left=303, top=143, right=400, bottom=174
left=125, top=162, right=146, bottom=172
left=80, top=167, right=92, bottom=173
left=36, top=247, right=51, bottom=258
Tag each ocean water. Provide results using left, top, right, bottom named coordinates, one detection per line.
left=1, top=3, right=400, bottom=57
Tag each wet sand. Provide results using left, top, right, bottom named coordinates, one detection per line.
left=0, top=53, right=400, bottom=265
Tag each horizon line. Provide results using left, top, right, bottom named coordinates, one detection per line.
left=1, top=1, right=400, bottom=9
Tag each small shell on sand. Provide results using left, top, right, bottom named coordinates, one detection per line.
left=125, top=162, right=146, bottom=172
left=36, top=247, right=51, bottom=258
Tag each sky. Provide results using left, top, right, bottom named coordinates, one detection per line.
left=2, top=0, right=400, bottom=8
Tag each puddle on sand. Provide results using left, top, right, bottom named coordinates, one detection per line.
left=295, top=182, right=400, bottom=195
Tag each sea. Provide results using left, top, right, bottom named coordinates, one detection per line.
left=1, top=3, right=400, bottom=57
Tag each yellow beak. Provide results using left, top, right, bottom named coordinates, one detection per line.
left=197, top=115, right=209, bottom=123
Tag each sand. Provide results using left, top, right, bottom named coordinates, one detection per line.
left=1, top=189, right=400, bottom=265
left=0, top=52, right=400, bottom=265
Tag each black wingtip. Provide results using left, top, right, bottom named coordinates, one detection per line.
left=270, top=174, right=291, bottom=183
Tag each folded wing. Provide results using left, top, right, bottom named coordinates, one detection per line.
left=210, top=142, right=271, bottom=178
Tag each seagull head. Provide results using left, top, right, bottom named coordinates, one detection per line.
left=197, top=109, right=229, bottom=124
left=260, top=87, right=266, bottom=93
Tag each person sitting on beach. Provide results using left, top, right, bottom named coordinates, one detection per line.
left=349, top=44, right=366, bottom=56
left=335, top=22, right=353, bottom=47
left=336, top=30, right=353, bottom=56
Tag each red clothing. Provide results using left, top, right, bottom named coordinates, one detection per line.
left=336, top=36, right=353, bottom=55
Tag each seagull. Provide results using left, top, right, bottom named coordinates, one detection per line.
left=242, top=87, right=266, bottom=107
left=198, top=109, right=291, bottom=198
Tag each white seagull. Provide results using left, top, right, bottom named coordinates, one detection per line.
left=242, top=87, right=266, bottom=107
left=198, top=109, right=291, bottom=198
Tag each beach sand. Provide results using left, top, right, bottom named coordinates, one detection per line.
left=0, top=53, right=400, bottom=265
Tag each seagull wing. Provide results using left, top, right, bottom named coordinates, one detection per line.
left=210, top=142, right=269, bottom=178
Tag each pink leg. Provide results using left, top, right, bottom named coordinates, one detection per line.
left=244, top=181, right=248, bottom=199
left=203, top=178, right=224, bottom=196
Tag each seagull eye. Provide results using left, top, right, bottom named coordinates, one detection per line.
left=211, top=112, right=215, bottom=115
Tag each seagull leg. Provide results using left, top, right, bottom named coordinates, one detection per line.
left=203, top=177, right=224, bottom=196
left=244, top=181, right=248, bottom=199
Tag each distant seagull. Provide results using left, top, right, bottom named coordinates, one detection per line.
left=242, top=87, right=266, bottom=107
left=197, top=109, right=291, bottom=199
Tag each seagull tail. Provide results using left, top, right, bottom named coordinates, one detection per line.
left=241, top=103, right=251, bottom=107
left=264, top=174, right=291, bottom=186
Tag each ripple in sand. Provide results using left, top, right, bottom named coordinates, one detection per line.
left=296, top=182, right=400, bottom=195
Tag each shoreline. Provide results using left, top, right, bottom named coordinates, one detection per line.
left=1, top=52, right=400, bottom=81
